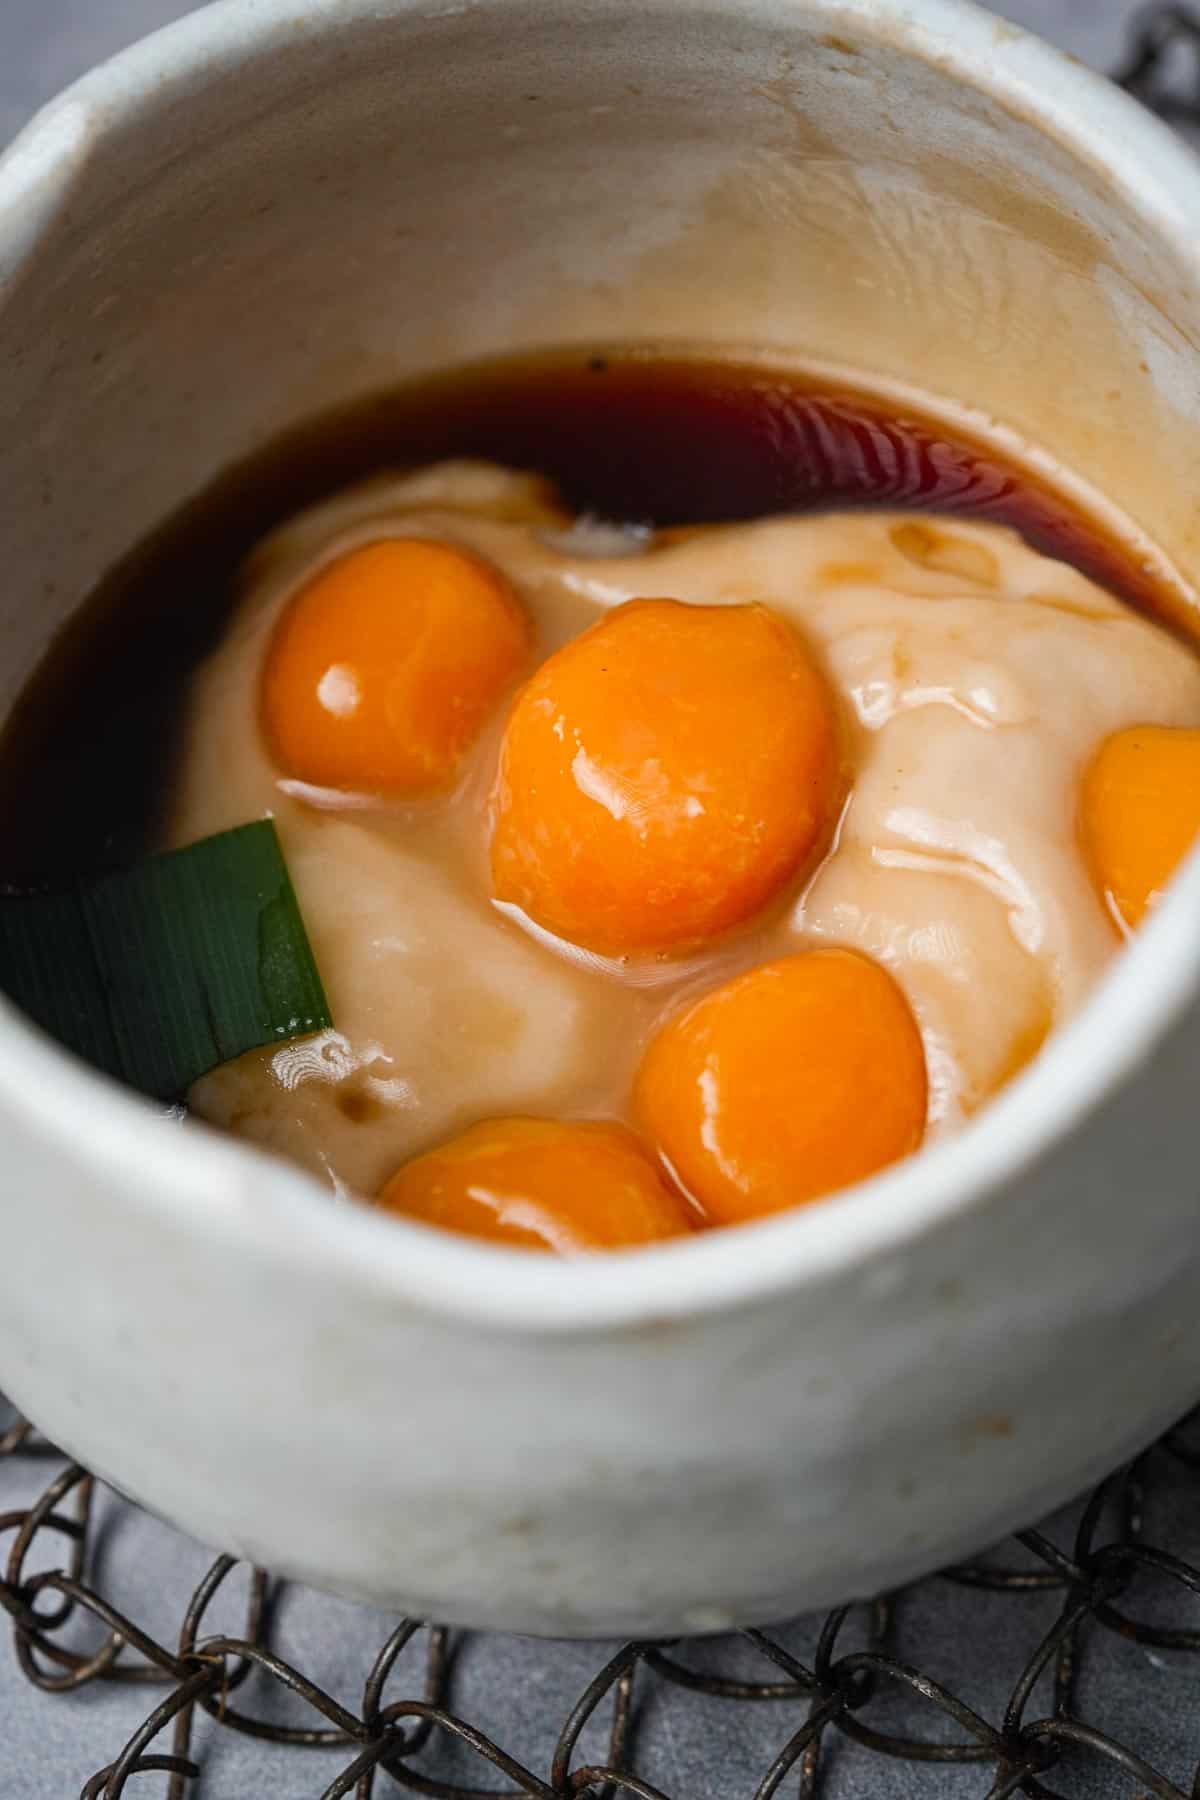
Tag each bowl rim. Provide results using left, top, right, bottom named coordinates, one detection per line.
left=3, top=0, right=1200, bottom=1336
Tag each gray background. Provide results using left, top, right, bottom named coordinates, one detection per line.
left=2, top=2, right=1199, bottom=1796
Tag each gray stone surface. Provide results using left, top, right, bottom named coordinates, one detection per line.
left=2, top=2, right=1198, bottom=1796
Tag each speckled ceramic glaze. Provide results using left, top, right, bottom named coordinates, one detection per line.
left=0, top=0, right=1199, bottom=1635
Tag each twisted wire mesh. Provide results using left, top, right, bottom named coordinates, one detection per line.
left=3, top=4, right=1200, bottom=1795
left=1111, top=0, right=1200, bottom=118
left=6, top=1403, right=1200, bottom=1798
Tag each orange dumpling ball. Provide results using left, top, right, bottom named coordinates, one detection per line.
left=635, top=949, right=928, bottom=1226
left=490, top=599, right=840, bottom=955
left=261, top=538, right=530, bottom=795
left=1080, top=725, right=1200, bottom=933
left=378, top=1117, right=696, bottom=1253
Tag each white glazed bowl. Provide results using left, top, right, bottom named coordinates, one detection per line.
left=2, top=0, right=1200, bottom=1637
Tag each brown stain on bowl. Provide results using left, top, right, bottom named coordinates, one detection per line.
left=916, top=158, right=1107, bottom=278
left=500, top=1514, right=537, bottom=1537
left=962, top=1413, right=1016, bottom=1447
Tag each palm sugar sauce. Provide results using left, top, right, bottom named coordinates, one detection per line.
left=0, top=345, right=1184, bottom=885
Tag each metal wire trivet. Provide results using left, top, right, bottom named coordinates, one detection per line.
left=7, top=1401, right=1200, bottom=1798
left=1112, top=0, right=1200, bottom=119
left=3, top=5, right=1200, bottom=1796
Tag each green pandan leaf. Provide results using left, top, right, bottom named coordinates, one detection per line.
left=0, top=821, right=332, bottom=1101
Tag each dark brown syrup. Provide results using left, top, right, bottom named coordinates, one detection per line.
left=0, top=347, right=1182, bottom=880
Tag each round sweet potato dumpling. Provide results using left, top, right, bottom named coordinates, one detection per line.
left=490, top=598, right=840, bottom=955
left=635, top=949, right=928, bottom=1225
left=1080, top=725, right=1200, bottom=932
left=378, top=1116, right=697, bottom=1252
left=262, top=538, right=530, bottom=795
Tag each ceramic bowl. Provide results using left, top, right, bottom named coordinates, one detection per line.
left=1, top=0, right=1199, bottom=1634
